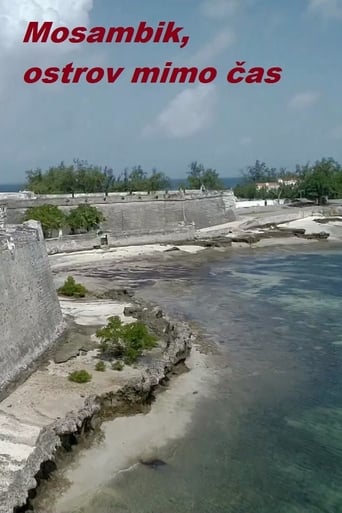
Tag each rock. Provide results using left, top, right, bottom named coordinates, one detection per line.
left=164, top=247, right=180, bottom=252
left=314, top=217, right=342, bottom=224
left=123, top=306, right=143, bottom=318
left=101, top=289, right=134, bottom=300
left=303, top=231, right=329, bottom=240
left=230, top=233, right=261, bottom=244
left=277, top=227, right=306, bottom=236
left=53, top=334, right=94, bottom=363
left=3, top=304, right=194, bottom=513
left=139, top=458, right=167, bottom=469
left=152, top=307, right=163, bottom=319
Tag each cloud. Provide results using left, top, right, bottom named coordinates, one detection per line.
left=0, top=0, right=95, bottom=97
left=307, top=0, right=342, bottom=19
left=191, top=29, right=236, bottom=65
left=142, top=28, right=234, bottom=141
left=200, top=0, right=239, bottom=18
left=288, top=91, right=320, bottom=110
left=143, top=85, right=217, bottom=138
left=0, top=0, right=93, bottom=49
left=0, top=0, right=96, bottom=178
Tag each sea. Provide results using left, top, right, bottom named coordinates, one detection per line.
left=0, top=183, right=24, bottom=192
left=34, top=246, right=342, bottom=513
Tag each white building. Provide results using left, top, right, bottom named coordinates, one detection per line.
left=256, top=178, right=298, bottom=191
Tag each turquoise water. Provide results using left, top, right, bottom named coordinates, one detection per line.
left=49, top=248, right=342, bottom=512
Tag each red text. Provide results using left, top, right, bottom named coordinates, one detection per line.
left=227, top=61, right=282, bottom=84
left=131, top=63, right=217, bottom=83
left=23, top=63, right=125, bottom=84
left=23, top=21, right=190, bottom=48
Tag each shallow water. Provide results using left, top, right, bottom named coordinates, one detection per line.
left=39, top=248, right=342, bottom=513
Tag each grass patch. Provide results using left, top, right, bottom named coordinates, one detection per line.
left=68, top=369, right=92, bottom=383
left=58, top=276, right=88, bottom=298
left=111, top=360, right=124, bottom=371
left=95, top=360, right=106, bottom=372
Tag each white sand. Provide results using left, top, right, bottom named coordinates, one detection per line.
left=281, top=215, right=342, bottom=241
left=41, top=347, right=218, bottom=513
left=196, top=221, right=237, bottom=233
left=281, top=215, right=324, bottom=232
left=59, top=299, right=134, bottom=326
left=50, top=243, right=205, bottom=269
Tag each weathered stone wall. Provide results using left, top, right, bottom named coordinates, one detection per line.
left=5, top=193, right=236, bottom=234
left=45, top=224, right=196, bottom=254
left=0, top=224, right=64, bottom=392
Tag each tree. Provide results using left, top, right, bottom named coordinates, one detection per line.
left=235, top=160, right=301, bottom=200
left=187, top=162, right=224, bottom=190
left=25, top=168, right=45, bottom=193
left=187, top=161, right=203, bottom=189
left=103, top=166, right=114, bottom=196
left=234, top=182, right=257, bottom=199
left=300, top=158, right=341, bottom=204
left=25, top=162, right=78, bottom=194
left=96, top=316, right=158, bottom=364
left=24, top=204, right=66, bottom=238
left=24, top=160, right=171, bottom=194
left=234, top=157, right=342, bottom=202
left=126, top=165, right=147, bottom=192
left=242, top=160, right=277, bottom=183
left=73, top=158, right=106, bottom=193
left=67, top=204, right=105, bottom=234
left=25, top=160, right=107, bottom=195
left=147, top=168, right=170, bottom=191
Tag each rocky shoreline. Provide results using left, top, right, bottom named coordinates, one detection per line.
left=4, top=210, right=342, bottom=513
left=3, top=299, right=196, bottom=513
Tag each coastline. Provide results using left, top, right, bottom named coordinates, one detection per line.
left=0, top=289, right=212, bottom=513
left=2, top=211, right=342, bottom=512
left=33, top=346, right=218, bottom=513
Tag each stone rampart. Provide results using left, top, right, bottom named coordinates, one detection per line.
left=5, top=192, right=236, bottom=234
left=0, top=219, right=64, bottom=392
left=45, top=224, right=196, bottom=254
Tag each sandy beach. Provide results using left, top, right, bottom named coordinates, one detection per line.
left=49, top=243, right=206, bottom=270
left=34, top=346, right=218, bottom=513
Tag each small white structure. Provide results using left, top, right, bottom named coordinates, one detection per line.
left=0, top=205, right=7, bottom=229
left=6, top=236, right=15, bottom=256
left=256, top=178, right=298, bottom=192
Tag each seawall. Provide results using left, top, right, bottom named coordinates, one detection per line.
left=0, top=221, right=65, bottom=393
left=5, top=191, right=236, bottom=235
left=45, top=225, right=196, bottom=254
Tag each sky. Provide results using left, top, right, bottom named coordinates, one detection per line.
left=0, top=0, right=341, bottom=183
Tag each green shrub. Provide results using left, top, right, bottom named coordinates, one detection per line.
left=67, top=204, right=105, bottom=234
left=112, top=360, right=124, bottom=371
left=58, top=276, right=88, bottom=298
left=96, top=316, right=158, bottom=365
left=95, top=360, right=106, bottom=372
left=68, top=369, right=92, bottom=383
left=24, top=204, right=66, bottom=238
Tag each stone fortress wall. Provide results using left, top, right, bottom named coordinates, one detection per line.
left=4, top=190, right=237, bottom=234
left=0, top=208, right=64, bottom=393
left=0, top=190, right=235, bottom=392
